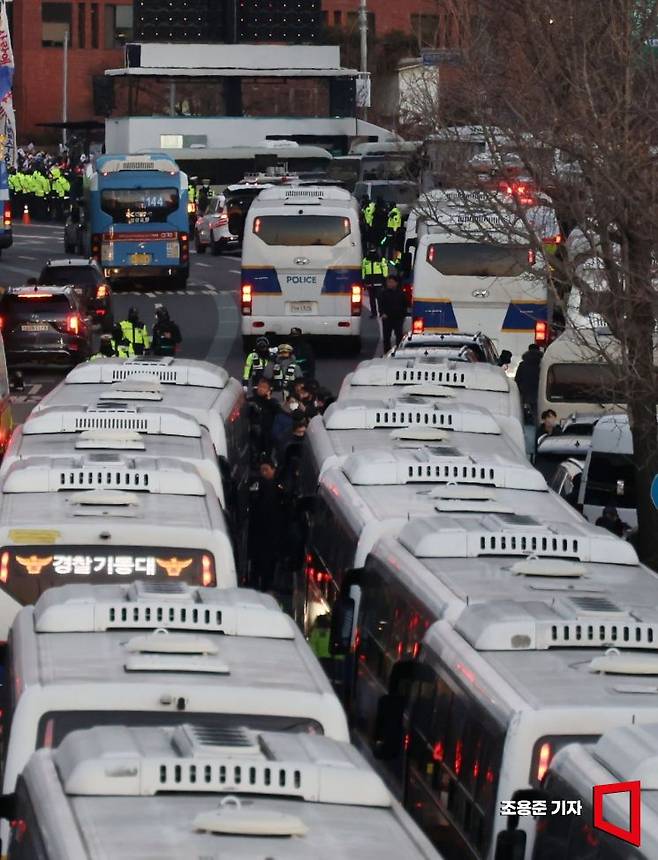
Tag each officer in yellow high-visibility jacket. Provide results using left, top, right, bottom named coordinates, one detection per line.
left=362, top=251, right=388, bottom=318
left=117, top=307, right=151, bottom=356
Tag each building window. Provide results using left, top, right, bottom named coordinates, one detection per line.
left=104, top=5, right=133, bottom=48
left=346, top=10, right=375, bottom=34
left=41, top=2, right=72, bottom=48
left=333, top=10, right=341, bottom=26
left=90, top=2, right=98, bottom=47
left=410, top=13, right=440, bottom=47
left=77, top=2, right=85, bottom=48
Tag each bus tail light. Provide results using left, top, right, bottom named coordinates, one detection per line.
left=536, top=741, right=552, bottom=783
left=241, top=283, right=253, bottom=316
left=91, top=233, right=102, bottom=262
left=96, top=283, right=109, bottom=299
left=2, top=201, right=11, bottom=229
left=179, top=232, right=189, bottom=264
left=350, top=284, right=362, bottom=316
left=201, top=554, right=214, bottom=587
left=0, top=551, right=9, bottom=583
left=412, top=317, right=424, bottom=334
left=534, top=319, right=549, bottom=346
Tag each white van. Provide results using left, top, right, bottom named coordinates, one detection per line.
left=240, top=186, right=363, bottom=351
left=7, top=725, right=442, bottom=860
left=0, top=456, right=237, bottom=636
left=410, top=192, right=558, bottom=372
left=537, top=329, right=629, bottom=422
left=0, top=584, right=350, bottom=850
left=338, top=357, right=523, bottom=424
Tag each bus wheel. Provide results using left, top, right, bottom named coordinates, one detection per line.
left=171, top=275, right=187, bottom=291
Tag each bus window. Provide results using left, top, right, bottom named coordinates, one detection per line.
left=426, top=243, right=531, bottom=277
left=253, top=215, right=352, bottom=246
left=100, top=188, right=179, bottom=223
left=546, top=364, right=623, bottom=404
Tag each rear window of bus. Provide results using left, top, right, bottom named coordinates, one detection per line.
left=426, top=243, right=531, bottom=277
left=546, top=363, right=624, bottom=404
left=100, top=188, right=179, bottom=223
left=253, top=215, right=351, bottom=246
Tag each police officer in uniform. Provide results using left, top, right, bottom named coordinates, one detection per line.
left=188, top=176, right=198, bottom=232
left=243, top=336, right=273, bottom=389
left=361, top=248, right=388, bottom=318
left=263, top=343, right=302, bottom=396
left=198, top=179, right=212, bottom=213
left=386, top=202, right=403, bottom=259
left=151, top=304, right=182, bottom=356
left=117, top=306, right=151, bottom=356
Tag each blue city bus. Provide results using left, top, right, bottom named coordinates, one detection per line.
left=0, top=161, right=13, bottom=256
left=84, top=152, right=189, bottom=288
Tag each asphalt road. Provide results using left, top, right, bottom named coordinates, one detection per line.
left=0, top=222, right=382, bottom=421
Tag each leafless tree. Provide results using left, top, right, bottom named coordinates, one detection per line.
left=409, top=0, right=658, bottom=565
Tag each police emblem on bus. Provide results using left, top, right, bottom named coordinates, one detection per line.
left=15, top=555, right=54, bottom=575
left=155, top=556, right=194, bottom=577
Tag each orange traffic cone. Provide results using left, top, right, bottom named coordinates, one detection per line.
left=21, top=204, right=30, bottom=225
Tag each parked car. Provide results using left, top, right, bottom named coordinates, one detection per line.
left=194, top=195, right=240, bottom=255
left=38, top=258, right=113, bottom=331
left=0, top=285, right=93, bottom=367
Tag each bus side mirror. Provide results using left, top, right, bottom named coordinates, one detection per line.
left=373, top=693, right=404, bottom=760
left=0, top=793, right=16, bottom=821
left=494, top=829, right=526, bottom=860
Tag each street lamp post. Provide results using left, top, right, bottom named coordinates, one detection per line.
left=359, top=0, right=368, bottom=120
left=62, top=28, right=69, bottom=148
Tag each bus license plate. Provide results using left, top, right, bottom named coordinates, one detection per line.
left=130, top=253, right=151, bottom=266
left=21, top=324, right=49, bottom=332
left=288, top=302, right=315, bottom=314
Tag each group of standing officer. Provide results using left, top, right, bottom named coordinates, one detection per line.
left=91, top=305, right=182, bottom=360
left=361, top=197, right=403, bottom=262
left=9, top=164, right=71, bottom=220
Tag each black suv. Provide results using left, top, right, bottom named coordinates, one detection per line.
left=38, top=258, right=113, bottom=331
left=0, top=285, right=93, bottom=367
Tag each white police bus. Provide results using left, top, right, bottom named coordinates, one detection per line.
left=300, top=396, right=527, bottom=497
left=240, top=186, right=363, bottom=351
left=0, top=582, right=351, bottom=850
left=3, top=724, right=443, bottom=860
left=0, top=456, right=238, bottom=636
left=338, top=357, right=523, bottom=424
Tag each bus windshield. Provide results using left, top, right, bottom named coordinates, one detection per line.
left=100, top=188, right=179, bottom=223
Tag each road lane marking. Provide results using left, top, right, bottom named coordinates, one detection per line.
left=230, top=269, right=240, bottom=274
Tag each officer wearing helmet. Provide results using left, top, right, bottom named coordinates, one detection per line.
left=116, top=306, right=151, bottom=357
left=263, top=343, right=302, bottom=395
left=243, top=336, right=273, bottom=389
left=152, top=304, right=182, bottom=356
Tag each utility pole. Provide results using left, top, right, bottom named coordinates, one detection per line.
left=359, top=0, right=368, bottom=120
left=62, top=28, right=69, bottom=148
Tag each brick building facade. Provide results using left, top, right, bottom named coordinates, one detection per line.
left=13, top=0, right=458, bottom=142
left=13, top=0, right=133, bottom=141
